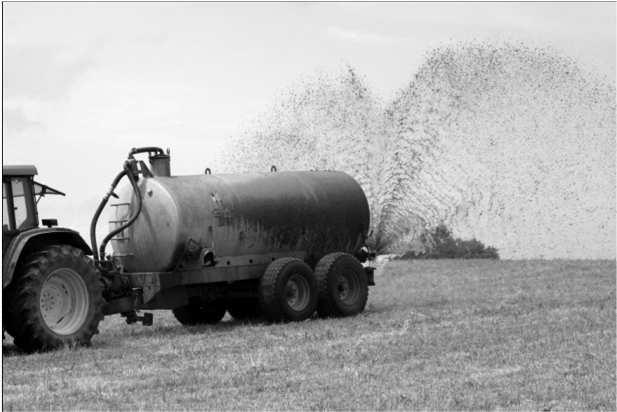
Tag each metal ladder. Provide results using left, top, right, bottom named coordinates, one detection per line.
left=109, top=202, right=133, bottom=257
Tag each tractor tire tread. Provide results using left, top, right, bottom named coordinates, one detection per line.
left=6, top=245, right=104, bottom=353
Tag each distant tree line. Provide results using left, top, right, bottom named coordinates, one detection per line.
left=400, top=223, right=499, bottom=259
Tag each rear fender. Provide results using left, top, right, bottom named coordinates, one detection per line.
left=2, top=227, right=92, bottom=289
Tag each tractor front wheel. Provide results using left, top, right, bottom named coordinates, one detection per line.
left=5, top=245, right=105, bottom=353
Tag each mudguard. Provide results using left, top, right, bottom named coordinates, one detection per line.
left=2, top=227, right=92, bottom=289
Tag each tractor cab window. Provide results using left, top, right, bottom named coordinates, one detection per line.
left=12, top=179, right=30, bottom=229
left=2, top=177, right=36, bottom=231
left=2, top=182, right=9, bottom=231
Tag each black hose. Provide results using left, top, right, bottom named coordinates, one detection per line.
left=91, top=150, right=157, bottom=265
left=90, top=169, right=128, bottom=263
left=98, top=164, right=143, bottom=261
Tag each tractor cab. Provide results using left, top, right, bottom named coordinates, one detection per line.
left=2, top=165, right=102, bottom=353
left=2, top=165, right=65, bottom=252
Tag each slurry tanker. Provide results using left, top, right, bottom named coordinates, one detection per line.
left=2, top=147, right=375, bottom=352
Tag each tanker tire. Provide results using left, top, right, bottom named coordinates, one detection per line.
left=259, top=257, right=318, bottom=322
left=172, top=300, right=226, bottom=326
left=315, top=252, right=368, bottom=318
left=227, top=299, right=261, bottom=322
left=5, top=245, right=105, bottom=353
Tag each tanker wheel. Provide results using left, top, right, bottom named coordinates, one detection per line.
left=315, top=252, right=368, bottom=318
left=172, top=300, right=226, bottom=326
left=4, top=245, right=105, bottom=353
left=227, top=298, right=261, bottom=322
left=259, top=257, right=317, bottom=322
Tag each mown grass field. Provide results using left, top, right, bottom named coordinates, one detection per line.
left=2, top=260, right=615, bottom=410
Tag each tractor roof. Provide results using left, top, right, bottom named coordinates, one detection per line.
left=2, top=165, right=38, bottom=177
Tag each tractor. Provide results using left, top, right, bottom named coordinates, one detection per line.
left=2, top=165, right=104, bottom=351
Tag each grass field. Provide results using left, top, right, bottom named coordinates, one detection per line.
left=2, top=260, right=615, bottom=410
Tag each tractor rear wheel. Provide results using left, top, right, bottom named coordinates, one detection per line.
left=3, top=283, right=21, bottom=338
left=259, top=257, right=317, bottom=322
left=5, top=245, right=105, bottom=353
left=172, top=300, right=226, bottom=325
left=315, top=252, right=368, bottom=318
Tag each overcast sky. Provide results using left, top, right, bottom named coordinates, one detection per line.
left=2, top=2, right=615, bottom=248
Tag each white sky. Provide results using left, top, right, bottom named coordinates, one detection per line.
left=2, top=2, right=616, bottom=250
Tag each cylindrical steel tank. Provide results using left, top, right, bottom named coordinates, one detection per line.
left=110, top=171, right=369, bottom=272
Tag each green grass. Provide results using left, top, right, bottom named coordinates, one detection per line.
left=3, top=260, right=615, bottom=410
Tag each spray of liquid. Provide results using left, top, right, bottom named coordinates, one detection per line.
left=217, top=42, right=615, bottom=259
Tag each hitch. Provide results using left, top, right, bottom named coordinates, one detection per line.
left=122, top=311, right=153, bottom=326
left=356, top=246, right=376, bottom=263
left=364, top=266, right=376, bottom=286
